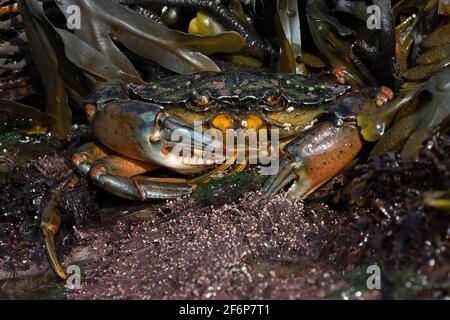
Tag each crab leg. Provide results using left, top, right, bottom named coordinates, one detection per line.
left=88, top=155, right=193, bottom=201
left=91, top=173, right=194, bottom=200
left=72, top=142, right=112, bottom=174
left=0, top=32, right=27, bottom=56
left=233, top=158, right=248, bottom=173
left=189, top=153, right=237, bottom=184
left=0, top=15, right=23, bottom=32
left=0, top=2, right=18, bottom=16
left=73, top=142, right=194, bottom=200
left=41, top=186, right=65, bottom=279
left=264, top=120, right=364, bottom=200
left=41, top=175, right=79, bottom=280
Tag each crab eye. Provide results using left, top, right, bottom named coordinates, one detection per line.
left=263, top=91, right=287, bottom=112
left=187, top=90, right=210, bottom=111
left=155, top=111, right=166, bottom=127
left=149, top=131, right=161, bottom=143
left=266, top=95, right=278, bottom=105
left=197, top=95, right=210, bottom=106
left=149, top=112, right=166, bottom=143
left=264, top=90, right=287, bottom=110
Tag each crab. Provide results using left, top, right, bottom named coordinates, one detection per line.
left=41, top=71, right=390, bottom=279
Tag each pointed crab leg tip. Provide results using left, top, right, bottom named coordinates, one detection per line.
left=42, top=229, right=67, bottom=280
left=84, top=104, right=97, bottom=120
left=89, top=167, right=104, bottom=178
left=84, top=103, right=96, bottom=113
left=72, top=153, right=83, bottom=165
left=263, top=161, right=297, bottom=196
left=265, top=174, right=296, bottom=196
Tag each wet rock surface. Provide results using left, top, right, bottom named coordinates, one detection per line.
left=0, top=130, right=448, bottom=299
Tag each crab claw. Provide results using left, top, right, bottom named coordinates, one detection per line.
left=264, top=120, right=364, bottom=200
left=88, top=97, right=223, bottom=175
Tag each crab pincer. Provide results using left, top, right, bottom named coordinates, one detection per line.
left=264, top=87, right=393, bottom=199
left=264, top=120, right=364, bottom=200
left=76, top=80, right=223, bottom=201
left=263, top=88, right=384, bottom=200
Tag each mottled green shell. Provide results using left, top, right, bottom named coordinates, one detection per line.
left=128, top=71, right=349, bottom=111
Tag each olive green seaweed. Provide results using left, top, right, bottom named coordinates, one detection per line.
left=0, top=98, right=56, bottom=128
left=403, top=22, right=450, bottom=81
left=54, top=28, right=145, bottom=84
left=358, top=87, right=420, bottom=142
left=423, top=190, right=450, bottom=211
left=54, top=0, right=244, bottom=75
left=371, top=67, right=450, bottom=159
left=17, top=0, right=92, bottom=139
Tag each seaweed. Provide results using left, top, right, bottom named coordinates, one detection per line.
left=55, top=0, right=244, bottom=75
left=369, top=67, right=450, bottom=158
left=193, top=171, right=265, bottom=206
left=17, top=0, right=92, bottom=138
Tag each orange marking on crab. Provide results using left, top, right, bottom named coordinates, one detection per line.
left=332, top=67, right=347, bottom=85
left=72, top=153, right=84, bottom=165
left=0, top=3, right=18, bottom=16
left=376, top=86, right=394, bottom=107
left=212, top=113, right=234, bottom=131
left=84, top=104, right=97, bottom=121
left=89, top=166, right=104, bottom=178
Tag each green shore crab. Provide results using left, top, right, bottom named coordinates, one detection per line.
left=41, top=71, right=391, bottom=279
